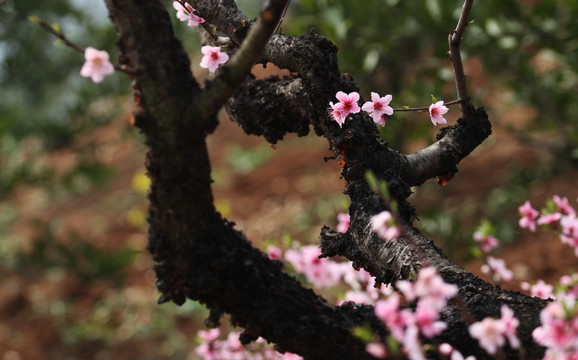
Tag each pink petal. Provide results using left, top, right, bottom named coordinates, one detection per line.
left=335, top=91, right=348, bottom=102
left=361, top=101, right=374, bottom=112
left=347, top=92, right=360, bottom=103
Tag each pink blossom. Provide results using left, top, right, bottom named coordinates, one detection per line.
left=518, top=200, right=540, bottom=232
left=560, top=214, right=578, bottom=255
left=80, top=47, right=115, bottom=83
left=537, top=212, right=562, bottom=226
left=469, top=306, right=519, bottom=355
left=410, top=266, right=458, bottom=310
left=468, top=316, right=506, bottom=355
left=200, top=46, right=229, bottom=73
left=278, top=353, right=304, bottom=360
left=340, top=290, right=375, bottom=305
left=542, top=348, right=578, bottom=360
left=473, top=231, right=499, bottom=254
left=195, top=342, right=221, bottom=360
left=225, top=331, right=244, bottom=353
left=196, top=328, right=305, bottom=359
left=481, top=256, right=513, bottom=283
left=375, top=294, right=412, bottom=341
left=533, top=294, right=578, bottom=355
left=439, top=344, right=476, bottom=360
left=284, top=245, right=341, bottom=288
left=370, top=211, right=400, bottom=242
left=337, top=213, right=350, bottom=233
left=173, top=1, right=205, bottom=27
left=403, top=325, right=426, bottom=360
left=560, top=274, right=578, bottom=298
left=396, top=267, right=458, bottom=333
left=523, top=279, right=554, bottom=300
left=198, top=328, right=221, bottom=342
left=396, top=279, right=416, bottom=302
left=195, top=328, right=221, bottom=360
left=375, top=268, right=460, bottom=358
left=560, top=274, right=574, bottom=287
left=284, top=245, right=319, bottom=273
left=366, top=342, right=387, bottom=358
left=362, top=92, right=394, bottom=126
left=553, top=195, right=576, bottom=215
left=329, top=91, right=361, bottom=127
left=340, top=265, right=392, bottom=303
left=428, top=100, right=449, bottom=126
left=340, top=263, right=368, bottom=291
left=500, top=305, right=520, bottom=349
left=439, top=343, right=454, bottom=356
left=451, top=351, right=476, bottom=360
left=414, top=299, right=447, bottom=338
left=329, top=108, right=347, bottom=126
left=267, top=245, right=282, bottom=260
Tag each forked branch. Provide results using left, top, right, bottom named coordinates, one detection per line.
left=193, top=0, right=289, bottom=120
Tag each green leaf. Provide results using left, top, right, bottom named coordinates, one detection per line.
left=477, top=219, right=496, bottom=236
left=470, top=246, right=483, bottom=259
left=386, top=335, right=400, bottom=352
left=352, top=324, right=373, bottom=343
left=52, top=23, right=62, bottom=34
left=28, top=15, right=41, bottom=24
left=365, top=171, right=378, bottom=191
left=431, top=94, right=438, bottom=103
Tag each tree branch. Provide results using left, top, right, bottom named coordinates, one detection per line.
left=104, top=1, right=386, bottom=358
left=104, top=0, right=200, bottom=140
left=192, top=0, right=288, bottom=120
left=449, top=0, right=475, bottom=118
left=226, top=76, right=311, bottom=144
left=404, top=106, right=492, bottom=186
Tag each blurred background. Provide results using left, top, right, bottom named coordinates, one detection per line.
left=1, top=0, right=577, bottom=358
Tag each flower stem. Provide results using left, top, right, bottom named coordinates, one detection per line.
left=392, top=98, right=464, bottom=112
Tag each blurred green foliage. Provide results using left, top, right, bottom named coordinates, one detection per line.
left=0, top=0, right=128, bottom=196
left=225, top=144, right=274, bottom=174
left=15, top=221, right=138, bottom=284
left=0, top=1, right=124, bottom=139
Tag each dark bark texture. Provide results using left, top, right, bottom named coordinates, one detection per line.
left=103, top=0, right=548, bottom=358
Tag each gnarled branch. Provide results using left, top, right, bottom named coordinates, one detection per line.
left=103, top=0, right=547, bottom=358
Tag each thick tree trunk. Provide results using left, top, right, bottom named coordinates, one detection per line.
left=104, top=0, right=547, bottom=358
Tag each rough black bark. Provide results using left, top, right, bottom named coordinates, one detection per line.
left=103, top=0, right=548, bottom=359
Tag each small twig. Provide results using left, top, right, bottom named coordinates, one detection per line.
left=392, top=98, right=463, bottom=112
left=30, top=15, right=133, bottom=74
left=29, top=16, right=84, bottom=54
left=448, top=0, right=474, bottom=117
left=273, top=0, right=291, bottom=33
left=175, top=0, right=219, bottom=41
left=177, top=0, right=242, bottom=47
left=199, top=22, right=220, bottom=42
